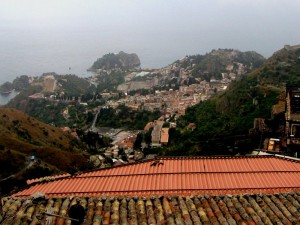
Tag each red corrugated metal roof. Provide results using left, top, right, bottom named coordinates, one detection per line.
left=13, top=156, right=300, bottom=197
left=26, top=173, right=71, bottom=185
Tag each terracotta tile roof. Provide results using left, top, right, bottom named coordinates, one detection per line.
left=12, top=156, right=300, bottom=198
left=3, top=193, right=300, bottom=224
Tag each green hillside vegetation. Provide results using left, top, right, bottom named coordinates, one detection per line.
left=12, top=75, right=31, bottom=91
left=95, top=70, right=126, bottom=93
left=0, top=82, right=14, bottom=93
left=0, top=75, right=30, bottom=93
left=55, top=74, right=94, bottom=97
left=16, top=99, right=106, bottom=128
left=6, top=74, right=101, bottom=127
left=8, top=94, right=80, bottom=127
left=90, top=51, right=141, bottom=71
left=176, top=49, right=265, bottom=81
left=164, top=47, right=300, bottom=156
left=96, top=105, right=162, bottom=130
left=0, top=108, right=92, bottom=195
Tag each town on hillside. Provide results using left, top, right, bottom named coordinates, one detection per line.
left=9, top=50, right=256, bottom=167
left=1, top=47, right=300, bottom=169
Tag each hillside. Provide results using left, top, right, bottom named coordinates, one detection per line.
left=89, top=51, right=141, bottom=71
left=171, top=49, right=265, bottom=81
left=1, top=49, right=265, bottom=127
left=5, top=73, right=96, bottom=126
left=0, top=108, right=92, bottom=195
left=0, top=75, right=30, bottom=94
left=165, top=46, right=300, bottom=156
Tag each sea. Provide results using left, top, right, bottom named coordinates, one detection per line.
left=0, top=90, right=19, bottom=106
left=0, top=25, right=185, bottom=105
left=0, top=25, right=191, bottom=85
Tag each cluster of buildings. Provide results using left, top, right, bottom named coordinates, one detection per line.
left=81, top=59, right=249, bottom=158
left=26, top=56, right=252, bottom=167
left=108, top=78, right=230, bottom=117
left=149, top=120, right=169, bottom=148
left=106, top=57, right=247, bottom=117
left=89, top=130, right=145, bottom=167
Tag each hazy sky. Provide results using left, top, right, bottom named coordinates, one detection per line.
left=0, top=0, right=300, bottom=80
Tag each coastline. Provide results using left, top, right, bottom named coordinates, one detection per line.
left=0, top=89, right=19, bottom=106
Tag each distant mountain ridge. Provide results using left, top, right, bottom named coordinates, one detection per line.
left=171, top=49, right=265, bottom=81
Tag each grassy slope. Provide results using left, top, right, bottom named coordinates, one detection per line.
left=0, top=108, right=92, bottom=194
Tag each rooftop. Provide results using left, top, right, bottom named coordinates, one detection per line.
left=3, top=193, right=300, bottom=224
left=160, top=128, right=169, bottom=143
left=12, top=155, right=300, bottom=198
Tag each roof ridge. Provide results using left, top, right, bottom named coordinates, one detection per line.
left=15, top=155, right=300, bottom=198
left=26, top=173, right=71, bottom=185
left=158, top=155, right=300, bottom=163
left=25, top=155, right=300, bottom=186
left=157, top=155, right=275, bottom=159
left=74, top=157, right=156, bottom=176
left=73, top=155, right=279, bottom=176
left=54, top=170, right=300, bottom=179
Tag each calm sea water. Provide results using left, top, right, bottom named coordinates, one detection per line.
left=0, top=26, right=190, bottom=86
left=0, top=25, right=192, bottom=105
left=0, top=90, right=19, bottom=106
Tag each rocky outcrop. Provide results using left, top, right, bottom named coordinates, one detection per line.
left=89, top=51, right=141, bottom=71
left=0, top=82, right=14, bottom=94
left=0, top=75, right=30, bottom=95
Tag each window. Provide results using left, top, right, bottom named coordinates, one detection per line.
left=291, top=124, right=300, bottom=138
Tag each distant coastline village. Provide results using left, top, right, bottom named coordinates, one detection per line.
left=1, top=46, right=300, bottom=167
left=21, top=52, right=249, bottom=167
left=1, top=46, right=300, bottom=224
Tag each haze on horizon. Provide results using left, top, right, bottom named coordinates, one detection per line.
left=0, top=0, right=300, bottom=83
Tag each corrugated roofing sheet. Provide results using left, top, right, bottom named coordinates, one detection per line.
left=12, top=156, right=300, bottom=197
left=26, top=173, right=71, bottom=185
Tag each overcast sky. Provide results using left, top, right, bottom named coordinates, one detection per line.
left=0, top=0, right=300, bottom=78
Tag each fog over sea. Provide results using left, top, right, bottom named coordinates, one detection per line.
left=1, top=0, right=300, bottom=86
left=0, top=26, right=181, bottom=85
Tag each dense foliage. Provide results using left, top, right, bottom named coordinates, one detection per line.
left=164, top=48, right=300, bottom=156
left=0, top=82, right=14, bottom=93
left=12, top=75, right=31, bottom=91
left=90, top=51, right=140, bottom=70
left=95, top=105, right=161, bottom=130
left=0, top=75, right=30, bottom=93
left=96, top=71, right=126, bottom=92
left=55, top=74, right=94, bottom=97
left=175, top=49, right=265, bottom=81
